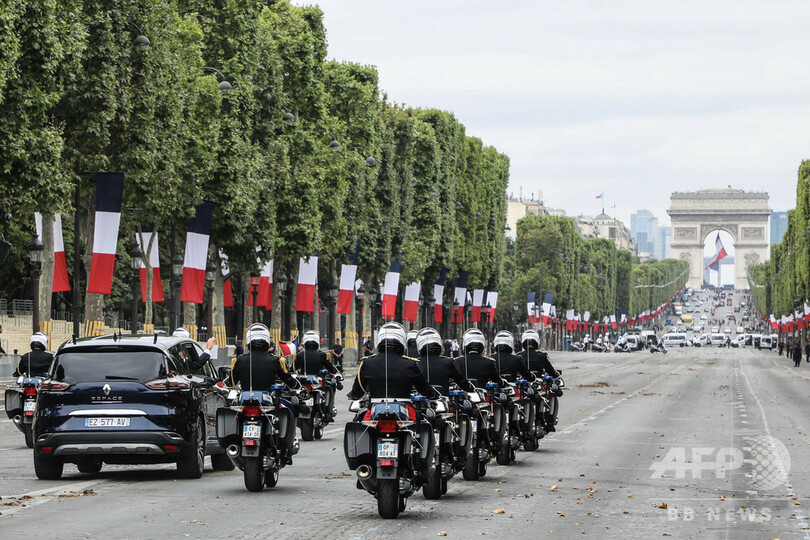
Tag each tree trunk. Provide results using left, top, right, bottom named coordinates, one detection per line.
left=40, top=214, right=55, bottom=322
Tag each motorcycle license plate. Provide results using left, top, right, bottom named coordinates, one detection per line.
left=471, top=420, right=478, bottom=433
left=85, top=417, right=130, bottom=427
left=377, top=440, right=398, bottom=459
left=24, top=401, right=36, bottom=412
left=243, top=424, right=261, bottom=439
left=303, top=398, right=314, bottom=406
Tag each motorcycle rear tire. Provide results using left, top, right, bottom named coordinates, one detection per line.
left=423, top=465, right=442, bottom=499
left=23, top=425, right=34, bottom=449
left=462, top=446, right=480, bottom=481
left=300, top=418, right=315, bottom=442
left=496, top=445, right=514, bottom=466
left=244, top=457, right=265, bottom=492
left=377, top=479, right=401, bottom=519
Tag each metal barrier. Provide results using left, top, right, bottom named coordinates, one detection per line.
left=12, top=299, right=33, bottom=317
left=0, top=298, right=7, bottom=316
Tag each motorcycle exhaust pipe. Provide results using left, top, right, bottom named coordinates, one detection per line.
left=226, top=444, right=240, bottom=458
left=13, top=414, right=22, bottom=426
left=356, top=464, right=377, bottom=492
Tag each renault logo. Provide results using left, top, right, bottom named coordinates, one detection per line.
left=103, top=384, right=111, bottom=396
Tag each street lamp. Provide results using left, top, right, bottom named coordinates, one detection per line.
left=368, top=287, right=379, bottom=332
left=423, top=293, right=435, bottom=329
left=202, top=67, right=232, bottom=92
left=171, top=252, right=184, bottom=329
left=129, top=242, right=143, bottom=333
left=205, top=262, right=217, bottom=340
left=128, top=22, right=150, bottom=51
left=28, top=234, right=44, bottom=333
left=443, top=299, right=452, bottom=339
left=277, top=272, right=288, bottom=340
left=328, top=280, right=339, bottom=348
left=452, top=298, right=459, bottom=339
left=355, top=284, right=365, bottom=363
left=249, top=271, right=260, bottom=324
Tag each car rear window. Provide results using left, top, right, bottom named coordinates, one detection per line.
left=52, top=349, right=166, bottom=383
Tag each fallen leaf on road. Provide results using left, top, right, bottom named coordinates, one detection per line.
left=550, top=485, right=558, bottom=492
left=492, top=508, right=506, bottom=514
left=658, top=503, right=668, bottom=509
left=437, top=532, right=448, bottom=536
left=557, top=511, right=565, bottom=517
left=494, top=489, right=501, bottom=492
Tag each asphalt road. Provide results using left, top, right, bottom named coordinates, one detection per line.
left=1, top=343, right=808, bottom=539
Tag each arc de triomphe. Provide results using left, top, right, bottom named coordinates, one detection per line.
left=667, top=188, right=771, bottom=290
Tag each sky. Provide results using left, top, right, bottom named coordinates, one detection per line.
left=302, top=0, right=810, bottom=234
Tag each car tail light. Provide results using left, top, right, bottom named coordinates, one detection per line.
left=40, top=381, right=69, bottom=392
left=41, top=446, right=53, bottom=454
left=241, top=405, right=262, bottom=418
left=144, top=377, right=191, bottom=390
left=376, top=420, right=399, bottom=433
left=379, top=459, right=395, bottom=467
left=163, top=445, right=180, bottom=452
left=23, top=387, right=37, bottom=397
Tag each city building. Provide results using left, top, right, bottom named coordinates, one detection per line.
left=630, top=209, right=658, bottom=256
left=655, top=226, right=671, bottom=260
left=506, top=192, right=548, bottom=238
left=770, top=211, right=788, bottom=245
left=572, top=214, right=637, bottom=254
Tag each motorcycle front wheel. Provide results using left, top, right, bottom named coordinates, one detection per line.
left=244, top=456, right=265, bottom=492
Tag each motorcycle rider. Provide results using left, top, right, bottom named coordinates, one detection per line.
left=453, top=329, right=508, bottom=389
left=232, top=324, right=304, bottom=463
left=348, top=322, right=440, bottom=400
left=13, top=332, right=53, bottom=377
left=491, top=330, right=536, bottom=383
left=520, top=329, right=562, bottom=431
left=293, top=330, right=342, bottom=414
left=406, top=330, right=420, bottom=358
left=416, top=327, right=475, bottom=395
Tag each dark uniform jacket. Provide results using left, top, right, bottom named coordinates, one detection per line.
left=349, top=352, right=439, bottom=399
left=520, top=348, right=559, bottom=378
left=232, top=349, right=300, bottom=391
left=293, top=348, right=337, bottom=376
left=453, top=352, right=507, bottom=389
left=14, top=350, right=54, bottom=377
left=406, top=343, right=420, bottom=358
left=492, top=349, right=536, bottom=382
left=419, top=350, right=475, bottom=394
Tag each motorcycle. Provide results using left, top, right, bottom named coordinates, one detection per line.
left=536, top=373, right=564, bottom=433
left=216, top=384, right=302, bottom=492
left=4, top=376, right=44, bottom=448
left=570, top=341, right=585, bottom=352
left=462, top=382, right=507, bottom=479
left=344, top=396, right=435, bottom=518
left=422, top=389, right=472, bottom=499
left=296, top=370, right=342, bottom=441
left=496, top=384, right=522, bottom=465
left=514, top=378, right=543, bottom=451
left=591, top=343, right=608, bottom=353
left=649, top=343, right=668, bottom=354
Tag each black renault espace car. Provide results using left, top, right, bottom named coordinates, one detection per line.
left=33, top=334, right=233, bottom=480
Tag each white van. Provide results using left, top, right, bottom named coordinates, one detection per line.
left=759, top=335, right=774, bottom=349
left=709, top=333, right=725, bottom=346
left=662, top=333, right=687, bottom=347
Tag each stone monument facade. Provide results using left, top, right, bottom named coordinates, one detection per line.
left=667, top=189, right=770, bottom=290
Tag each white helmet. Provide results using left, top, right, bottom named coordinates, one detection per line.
left=493, top=330, right=515, bottom=351
left=376, top=322, right=407, bottom=354
left=30, top=332, right=48, bottom=350
left=462, top=328, right=486, bottom=353
left=172, top=327, right=190, bottom=338
left=302, top=330, right=320, bottom=348
left=245, top=323, right=271, bottom=349
left=521, top=329, right=541, bottom=348
left=416, top=327, right=442, bottom=354
left=406, top=330, right=418, bottom=345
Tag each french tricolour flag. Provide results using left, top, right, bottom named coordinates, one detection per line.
left=541, top=292, right=554, bottom=324
left=87, top=173, right=125, bottom=294
left=610, top=314, right=617, bottom=329
left=337, top=262, right=358, bottom=315
left=705, top=233, right=728, bottom=270
left=433, top=268, right=448, bottom=323
left=35, top=213, right=70, bottom=292
left=381, top=262, right=401, bottom=319
left=471, top=289, right=485, bottom=323
left=527, top=292, right=537, bottom=323
left=136, top=227, right=164, bottom=302
left=180, top=201, right=215, bottom=304
left=295, top=256, right=318, bottom=312
left=254, top=259, right=273, bottom=309
left=453, top=271, right=468, bottom=324
left=402, top=281, right=421, bottom=322
left=221, top=250, right=234, bottom=308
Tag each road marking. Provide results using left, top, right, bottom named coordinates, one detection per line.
left=739, top=358, right=810, bottom=539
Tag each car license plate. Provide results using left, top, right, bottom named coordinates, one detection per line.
left=24, top=401, right=36, bottom=412
left=243, top=424, right=261, bottom=439
left=377, top=440, right=398, bottom=459
left=85, top=417, right=130, bottom=427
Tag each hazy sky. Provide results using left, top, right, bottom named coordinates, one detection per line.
left=305, top=0, right=809, bottom=232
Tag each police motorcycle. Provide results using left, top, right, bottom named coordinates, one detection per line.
left=536, top=371, right=565, bottom=434
left=216, top=324, right=306, bottom=492
left=4, top=332, right=51, bottom=448
left=414, top=328, right=473, bottom=499
left=456, top=329, right=508, bottom=479
left=343, top=323, right=437, bottom=519
left=294, top=331, right=344, bottom=441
